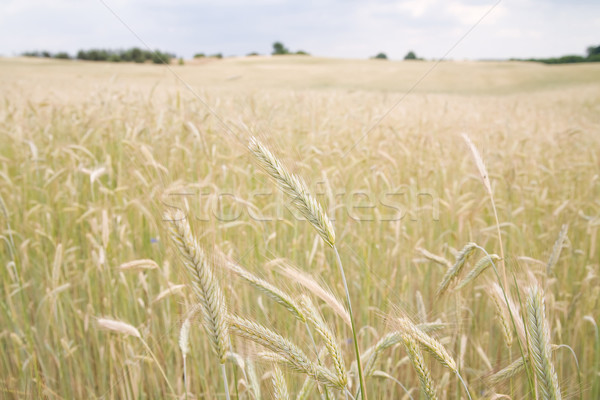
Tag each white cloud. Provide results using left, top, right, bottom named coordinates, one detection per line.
left=396, top=0, right=438, bottom=18
left=445, top=1, right=507, bottom=26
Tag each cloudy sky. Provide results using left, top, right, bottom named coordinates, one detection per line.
left=1, top=0, right=599, bottom=60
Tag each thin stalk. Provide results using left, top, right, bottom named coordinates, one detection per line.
left=221, top=363, right=231, bottom=400
left=473, top=244, right=535, bottom=391
left=140, top=338, right=176, bottom=395
left=489, top=197, right=508, bottom=292
left=183, top=355, right=188, bottom=400
left=456, top=372, right=472, bottom=400
left=334, top=246, right=367, bottom=400
left=304, top=321, right=330, bottom=400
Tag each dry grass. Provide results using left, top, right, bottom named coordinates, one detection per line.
left=1, top=56, right=599, bottom=398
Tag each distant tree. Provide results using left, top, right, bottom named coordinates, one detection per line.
left=151, top=50, right=173, bottom=64
left=131, top=47, right=144, bottom=63
left=54, top=52, right=70, bottom=59
left=22, top=51, right=41, bottom=57
left=246, top=52, right=260, bottom=56
left=178, top=58, right=184, bottom=65
left=272, top=42, right=289, bottom=55
left=554, top=55, right=586, bottom=64
left=587, top=53, right=600, bottom=62
left=587, top=45, right=600, bottom=58
left=295, top=50, right=310, bottom=55
left=42, top=51, right=51, bottom=58
left=194, top=53, right=206, bottom=58
left=404, top=51, right=417, bottom=60
left=211, top=53, right=223, bottom=59
left=373, top=52, right=388, bottom=60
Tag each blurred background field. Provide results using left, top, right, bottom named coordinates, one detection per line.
left=1, top=56, right=599, bottom=399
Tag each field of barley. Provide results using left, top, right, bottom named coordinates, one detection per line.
left=1, top=56, right=599, bottom=399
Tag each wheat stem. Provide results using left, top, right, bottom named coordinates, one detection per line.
left=335, top=246, right=368, bottom=400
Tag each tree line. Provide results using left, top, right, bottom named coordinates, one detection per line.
left=22, top=48, right=175, bottom=64
left=511, top=44, right=600, bottom=64
left=21, top=43, right=600, bottom=64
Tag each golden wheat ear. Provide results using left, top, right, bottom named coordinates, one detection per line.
left=164, top=209, right=230, bottom=364
left=248, top=137, right=336, bottom=247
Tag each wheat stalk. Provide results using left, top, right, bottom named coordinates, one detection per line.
left=526, top=286, right=561, bottom=400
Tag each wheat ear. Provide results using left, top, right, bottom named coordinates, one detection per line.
left=296, top=376, right=316, bottom=400
left=416, top=247, right=453, bottom=269
left=250, top=138, right=366, bottom=398
left=456, top=254, right=501, bottom=289
left=249, top=137, right=335, bottom=247
left=462, top=134, right=508, bottom=292
left=230, top=315, right=341, bottom=389
left=489, top=282, right=526, bottom=345
left=526, top=286, right=562, bottom=400
left=436, top=242, right=477, bottom=296
left=272, top=366, right=291, bottom=400
left=277, top=262, right=351, bottom=327
left=488, top=283, right=515, bottom=347
left=179, top=317, right=191, bottom=399
left=166, top=209, right=229, bottom=363
left=362, top=322, right=447, bottom=378
left=97, top=318, right=175, bottom=394
left=546, top=224, right=568, bottom=276
left=488, top=355, right=527, bottom=385
left=397, top=318, right=457, bottom=372
left=165, top=209, right=231, bottom=399
left=225, top=259, right=306, bottom=322
left=402, top=334, right=438, bottom=400
left=300, top=296, right=348, bottom=388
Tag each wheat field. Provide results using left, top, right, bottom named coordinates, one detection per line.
left=1, top=56, right=599, bottom=399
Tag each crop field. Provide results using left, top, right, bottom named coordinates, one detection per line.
left=1, top=56, right=599, bottom=399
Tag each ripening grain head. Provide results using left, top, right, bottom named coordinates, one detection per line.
left=97, top=318, right=141, bottom=338
left=249, top=137, right=336, bottom=247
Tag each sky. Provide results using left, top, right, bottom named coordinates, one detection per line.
left=1, top=0, right=599, bottom=60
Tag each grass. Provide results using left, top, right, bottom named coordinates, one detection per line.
left=0, top=56, right=599, bottom=398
